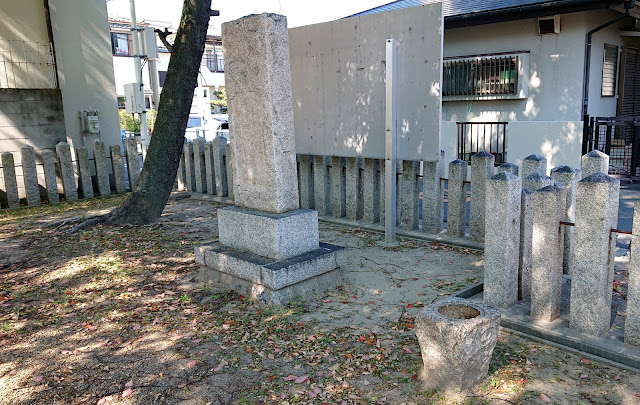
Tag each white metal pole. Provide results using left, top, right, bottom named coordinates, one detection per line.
left=385, top=38, right=398, bottom=242
left=129, top=0, right=149, bottom=160
left=148, top=59, right=160, bottom=109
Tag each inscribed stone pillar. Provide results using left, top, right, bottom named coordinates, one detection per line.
left=42, top=149, right=59, bottom=204
left=470, top=151, right=494, bottom=242
left=124, top=138, right=140, bottom=191
left=447, top=159, right=467, bottom=238
left=497, top=162, right=519, bottom=176
left=570, top=172, right=619, bottom=336
left=422, top=160, right=443, bottom=234
left=20, top=145, right=40, bottom=206
left=225, top=143, right=233, bottom=199
left=331, top=156, right=346, bottom=218
left=204, top=142, right=216, bottom=195
left=484, top=172, right=521, bottom=309
left=551, top=165, right=581, bottom=275
left=531, top=185, right=564, bottom=321
left=345, top=157, right=362, bottom=221
left=76, top=147, right=94, bottom=199
left=522, top=172, right=553, bottom=193
left=519, top=189, right=533, bottom=301
left=109, top=145, right=126, bottom=195
left=298, top=154, right=314, bottom=209
left=211, top=137, right=227, bottom=196
left=93, top=140, right=111, bottom=196
left=1, top=152, right=19, bottom=208
left=56, top=142, right=78, bottom=201
left=402, top=160, right=420, bottom=230
left=625, top=201, right=640, bottom=346
left=192, top=139, right=206, bottom=194
left=581, top=150, right=609, bottom=178
left=223, top=14, right=299, bottom=213
left=362, top=158, right=380, bottom=224
left=521, top=154, right=547, bottom=178
left=313, top=155, right=330, bottom=216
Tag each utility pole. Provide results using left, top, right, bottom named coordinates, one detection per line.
left=129, top=0, right=150, bottom=158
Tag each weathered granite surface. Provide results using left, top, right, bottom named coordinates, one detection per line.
left=1, top=152, right=19, bottom=208
left=581, top=150, right=609, bottom=178
left=93, top=140, right=111, bottom=196
left=550, top=165, right=580, bottom=275
left=42, top=149, right=59, bottom=204
left=56, top=142, right=77, bottom=201
left=521, top=154, right=547, bottom=178
left=626, top=201, right=640, bottom=346
left=447, top=159, right=467, bottom=238
left=20, top=145, right=41, bottom=206
left=470, top=151, right=494, bottom=242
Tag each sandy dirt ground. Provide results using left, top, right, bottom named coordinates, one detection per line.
left=0, top=195, right=638, bottom=404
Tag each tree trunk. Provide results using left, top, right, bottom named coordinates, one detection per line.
left=108, top=0, right=212, bottom=225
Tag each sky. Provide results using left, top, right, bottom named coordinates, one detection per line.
left=106, top=0, right=392, bottom=35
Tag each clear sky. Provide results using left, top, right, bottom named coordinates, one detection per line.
left=106, top=0, right=392, bottom=35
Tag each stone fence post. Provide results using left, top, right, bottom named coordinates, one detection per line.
left=581, top=150, right=609, bottom=178
left=470, top=151, right=494, bottom=242
left=422, top=159, right=443, bottom=234
left=521, top=154, right=547, bottom=178
left=447, top=159, right=467, bottom=238
left=626, top=201, right=640, bottom=346
left=497, top=162, right=519, bottom=175
left=1, top=152, right=19, bottom=208
left=20, top=145, right=41, bottom=206
left=551, top=165, right=580, bottom=275
left=402, top=160, right=420, bottom=230
left=570, top=172, right=619, bottom=336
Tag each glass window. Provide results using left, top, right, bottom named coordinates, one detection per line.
left=111, top=33, right=131, bottom=56
left=187, top=117, right=202, bottom=128
left=602, top=44, right=618, bottom=97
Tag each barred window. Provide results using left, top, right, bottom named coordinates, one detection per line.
left=443, top=54, right=519, bottom=97
left=601, top=44, right=618, bottom=97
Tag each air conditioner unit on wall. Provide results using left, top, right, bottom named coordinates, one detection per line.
left=538, top=15, right=561, bottom=35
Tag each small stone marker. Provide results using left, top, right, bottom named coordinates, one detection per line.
left=470, top=151, right=494, bottom=242
left=313, top=155, right=330, bottom=216
left=570, top=172, right=619, bottom=336
left=204, top=142, right=216, bottom=195
left=522, top=171, right=553, bottom=192
left=1, top=152, right=19, bottom=208
left=225, top=143, right=233, bottom=199
left=123, top=138, right=140, bottom=191
left=581, top=150, right=609, bottom=178
left=20, top=145, right=40, bottom=206
left=422, top=160, right=443, bottom=234
left=362, top=158, right=380, bottom=224
left=345, top=157, right=362, bottom=221
left=550, top=165, right=580, bottom=275
left=183, top=142, right=195, bottom=192
left=93, top=140, right=111, bottom=196
left=484, top=172, right=521, bottom=309
left=497, top=162, right=519, bottom=176
left=76, top=147, right=93, bottom=199
left=211, top=136, right=227, bottom=196
left=521, top=154, right=547, bottom=178
left=402, top=160, right=420, bottom=230
left=109, top=145, right=126, bottom=194
left=331, top=156, right=346, bottom=218
left=55, top=142, right=78, bottom=201
left=625, top=201, right=640, bottom=346
left=415, top=297, right=500, bottom=392
left=42, top=149, right=59, bottom=204
left=192, top=139, right=206, bottom=194
left=531, top=185, right=564, bottom=321
left=447, top=159, right=467, bottom=238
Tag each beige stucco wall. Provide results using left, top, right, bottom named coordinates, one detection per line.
left=49, top=0, right=121, bottom=154
left=0, top=0, right=48, bottom=43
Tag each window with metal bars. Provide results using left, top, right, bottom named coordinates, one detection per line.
left=443, top=54, right=519, bottom=97
left=601, top=44, right=618, bottom=97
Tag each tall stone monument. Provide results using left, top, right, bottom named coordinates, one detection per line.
left=195, top=13, right=345, bottom=305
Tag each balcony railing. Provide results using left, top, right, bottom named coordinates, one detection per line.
left=0, top=40, right=57, bottom=89
left=202, top=54, right=224, bottom=73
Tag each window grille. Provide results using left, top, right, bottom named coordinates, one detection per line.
left=457, top=122, right=508, bottom=165
left=443, top=54, right=519, bottom=97
left=602, top=44, right=618, bottom=97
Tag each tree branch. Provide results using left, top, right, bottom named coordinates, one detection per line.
left=210, top=9, right=220, bottom=17
left=154, top=27, right=173, bottom=53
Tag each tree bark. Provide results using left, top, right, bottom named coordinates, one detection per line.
left=107, top=0, right=212, bottom=225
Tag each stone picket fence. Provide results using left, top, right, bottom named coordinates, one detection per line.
left=0, top=138, right=143, bottom=209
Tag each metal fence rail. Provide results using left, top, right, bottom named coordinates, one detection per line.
left=586, top=116, right=640, bottom=176
left=0, top=40, right=57, bottom=89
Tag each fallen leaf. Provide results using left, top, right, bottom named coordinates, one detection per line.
left=214, top=360, right=227, bottom=372
left=294, top=375, right=308, bottom=384
left=614, top=375, right=621, bottom=380
left=186, top=360, right=197, bottom=368
left=540, top=393, right=551, bottom=403
left=580, top=374, right=588, bottom=379
left=581, top=358, right=592, bottom=365
left=132, top=324, right=141, bottom=331
left=34, top=375, right=43, bottom=383
left=125, top=380, right=133, bottom=388
left=122, top=387, right=133, bottom=398
left=403, top=346, right=413, bottom=353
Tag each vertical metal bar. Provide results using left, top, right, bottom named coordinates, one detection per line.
left=385, top=38, right=398, bottom=242
left=605, top=124, right=612, bottom=155
left=631, top=123, right=639, bottom=177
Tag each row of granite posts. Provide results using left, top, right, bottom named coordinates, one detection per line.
left=0, top=139, right=141, bottom=208
left=176, top=137, right=233, bottom=199
left=484, top=150, right=640, bottom=344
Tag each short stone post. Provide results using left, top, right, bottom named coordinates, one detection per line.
left=625, top=201, right=640, bottom=346
left=92, top=140, right=111, bottom=196
left=497, top=162, right=519, bottom=176
left=20, top=145, right=41, bottom=206
left=313, top=155, right=330, bottom=216
left=204, top=142, right=216, bottom=195
left=331, top=156, right=346, bottom=218
left=182, top=142, right=195, bottom=192
left=362, top=158, right=380, bottom=223
left=225, top=143, right=233, bottom=199
left=484, top=172, right=521, bottom=309
left=447, top=159, right=467, bottom=238
left=109, top=145, right=126, bottom=194
left=521, top=154, right=547, bottom=178
left=519, top=189, right=533, bottom=301
left=298, top=154, right=314, bottom=209
left=345, top=157, right=362, bottom=220
left=581, top=150, right=609, bottom=178
left=1, top=152, right=19, bottom=208
left=56, top=142, right=78, bottom=201
left=76, top=147, right=94, bottom=199
left=192, top=139, right=206, bottom=194
left=211, top=136, right=227, bottom=196
left=522, top=172, right=553, bottom=192
left=569, top=172, right=619, bottom=336
left=402, top=160, right=420, bottom=230
left=124, top=138, right=141, bottom=191
left=531, top=185, right=564, bottom=321
left=176, top=155, right=186, bottom=191
left=422, top=160, right=443, bottom=234
left=42, top=149, right=59, bottom=204
left=551, top=166, right=581, bottom=275
left=470, top=151, right=494, bottom=242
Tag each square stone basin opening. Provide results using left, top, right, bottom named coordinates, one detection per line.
left=438, top=304, right=480, bottom=319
